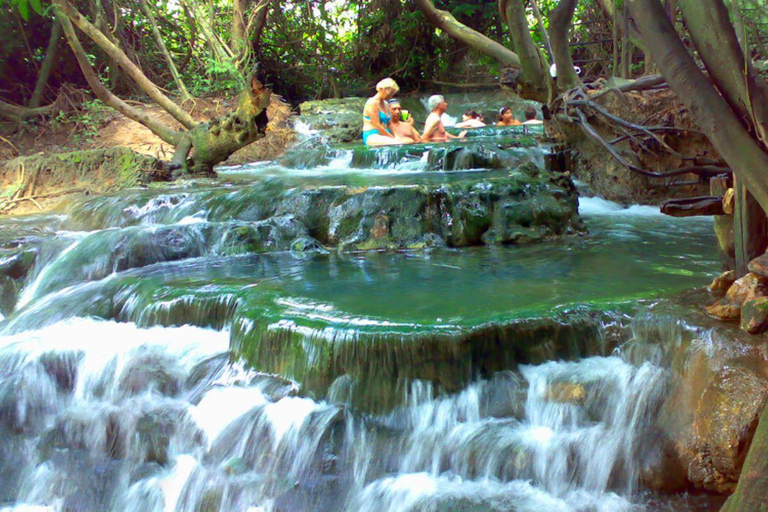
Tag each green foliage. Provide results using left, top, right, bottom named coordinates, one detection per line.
left=8, top=0, right=44, bottom=20
left=185, top=57, right=242, bottom=96
left=51, top=99, right=112, bottom=144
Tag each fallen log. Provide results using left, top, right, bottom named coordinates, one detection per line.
left=660, top=196, right=724, bottom=217
left=0, top=99, right=57, bottom=122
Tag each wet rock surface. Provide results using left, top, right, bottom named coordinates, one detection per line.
left=297, top=97, right=367, bottom=143
left=639, top=293, right=768, bottom=494
left=741, top=297, right=768, bottom=334
left=233, top=308, right=621, bottom=414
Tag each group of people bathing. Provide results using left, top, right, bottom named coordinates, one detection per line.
left=362, top=77, right=543, bottom=147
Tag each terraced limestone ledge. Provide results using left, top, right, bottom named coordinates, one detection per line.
left=270, top=162, right=584, bottom=252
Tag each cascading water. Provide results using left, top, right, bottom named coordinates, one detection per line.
left=0, top=120, right=724, bottom=511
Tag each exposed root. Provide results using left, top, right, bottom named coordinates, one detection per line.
left=557, top=81, right=729, bottom=184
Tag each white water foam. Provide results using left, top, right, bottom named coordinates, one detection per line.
left=190, top=386, right=269, bottom=445
left=578, top=196, right=663, bottom=217
left=0, top=318, right=229, bottom=401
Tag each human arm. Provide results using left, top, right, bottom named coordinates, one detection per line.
left=422, top=113, right=440, bottom=141
left=410, top=125, right=422, bottom=143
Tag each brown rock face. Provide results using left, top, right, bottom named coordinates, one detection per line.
left=722, top=188, right=735, bottom=215
left=748, top=253, right=768, bottom=279
left=705, top=299, right=741, bottom=321
left=741, top=297, right=768, bottom=334
left=369, top=213, right=390, bottom=239
left=709, top=270, right=737, bottom=293
left=545, top=382, right=587, bottom=404
left=726, top=273, right=768, bottom=306
left=685, top=367, right=768, bottom=492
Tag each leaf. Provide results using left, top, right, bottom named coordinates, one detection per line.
left=29, top=0, right=43, bottom=16
left=17, top=0, right=30, bottom=20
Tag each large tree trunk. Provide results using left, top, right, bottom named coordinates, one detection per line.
left=549, top=0, right=582, bottom=90
left=498, top=0, right=550, bottom=101
left=627, top=0, right=768, bottom=222
left=677, top=0, right=768, bottom=146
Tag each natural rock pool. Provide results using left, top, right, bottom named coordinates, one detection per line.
left=0, top=130, right=729, bottom=511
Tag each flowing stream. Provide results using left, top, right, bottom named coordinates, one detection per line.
left=0, top=129, right=724, bottom=511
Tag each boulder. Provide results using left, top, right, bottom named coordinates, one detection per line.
left=118, top=351, right=185, bottom=397
left=726, top=273, right=768, bottom=306
left=297, top=97, right=367, bottom=144
left=741, top=297, right=768, bottom=334
left=748, top=253, right=768, bottom=278
left=682, top=366, right=768, bottom=493
left=709, top=270, right=736, bottom=293
left=545, top=382, right=587, bottom=405
left=704, top=299, right=741, bottom=321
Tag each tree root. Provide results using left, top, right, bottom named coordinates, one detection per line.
left=0, top=188, right=87, bottom=213
left=557, top=82, right=729, bottom=184
left=572, top=108, right=730, bottom=180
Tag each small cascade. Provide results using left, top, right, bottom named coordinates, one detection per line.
left=0, top=314, right=695, bottom=511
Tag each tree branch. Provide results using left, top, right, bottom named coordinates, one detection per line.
left=54, top=0, right=197, bottom=130
left=628, top=0, right=768, bottom=212
left=29, top=19, right=62, bottom=109
left=55, top=6, right=182, bottom=146
left=413, top=0, right=521, bottom=68
left=138, top=0, right=193, bottom=103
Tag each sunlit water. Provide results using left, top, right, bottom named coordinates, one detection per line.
left=0, top=133, right=723, bottom=511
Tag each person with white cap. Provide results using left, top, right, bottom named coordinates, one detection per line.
left=422, top=95, right=466, bottom=143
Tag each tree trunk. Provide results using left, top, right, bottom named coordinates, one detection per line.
left=138, top=0, right=193, bottom=102
left=728, top=0, right=747, bottom=49
left=250, top=0, right=270, bottom=55
left=620, top=1, right=630, bottom=77
left=0, top=100, right=57, bottom=123
left=612, top=4, right=619, bottom=75
left=734, top=178, right=768, bottom=276
left=627, top=0, right=768, bottom=214
left=499, top=0, right=550, bottom=101
left=530, top=0, right=553, bottom=60
left=232, top=0, right=249, bottom=57
left=677, top=0, right=768, bottom=147
left=549, top=0, right=582, bottom=90
left=29, top=19, right=61, bottom=110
